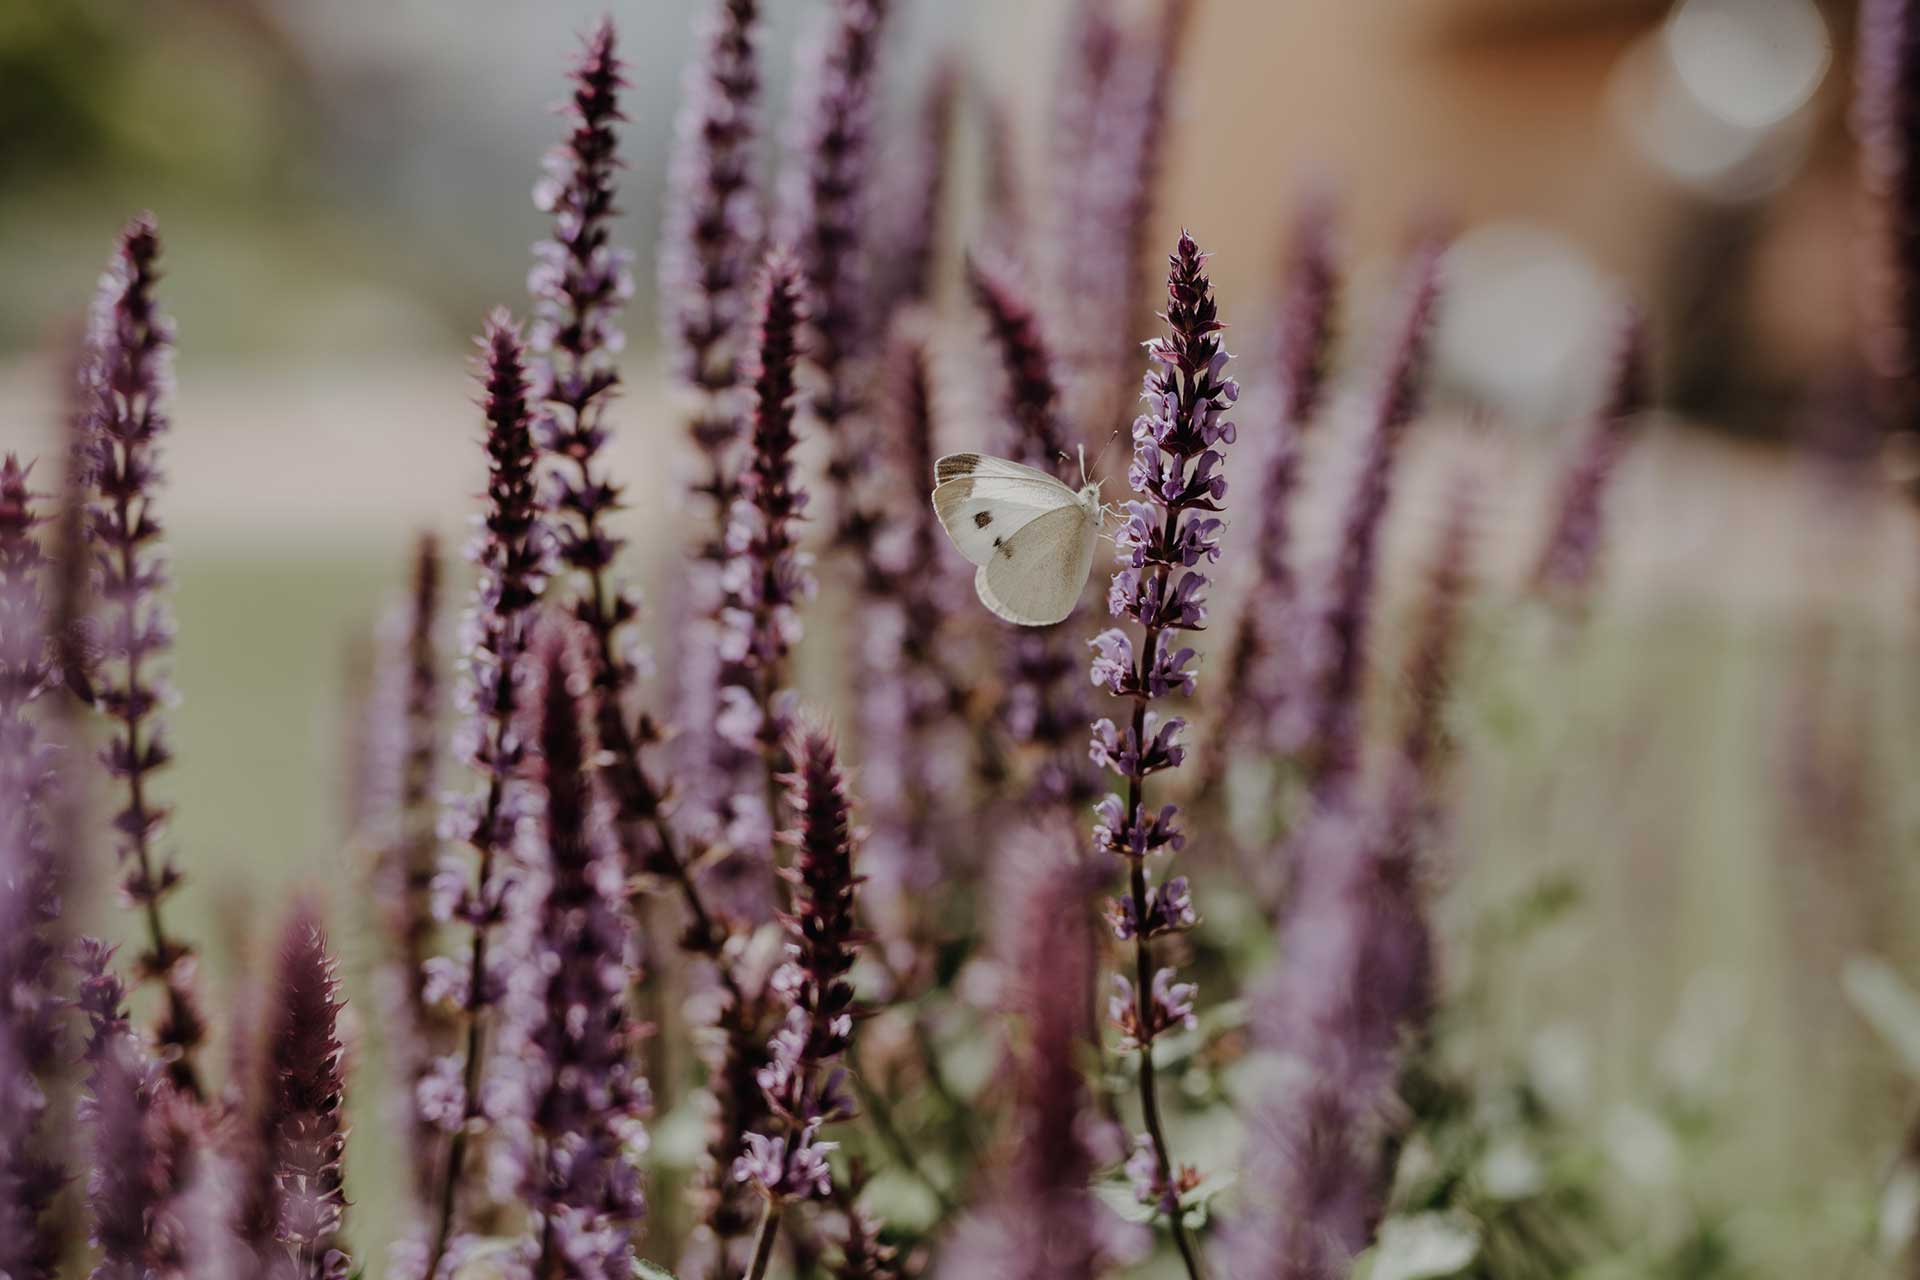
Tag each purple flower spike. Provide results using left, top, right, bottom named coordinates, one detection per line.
left=0, top=456, right=65, bottom=1279
left=1857, top=0, right=1920, bottom=428
left=1302, top=237, right=1445, bottom=789
left=718, top=252, right=811, bottom=769
left=495, top=624, right=651, bottom=1280
left=1087, top=232, right=1234, bottom=1276
left=79, top=215, right=208, bottom=1099
left=1531, top=303, right=1649, bottom=608
left=780, top=0, right=890, bottom=538
left=1212, top=199, right=1340, bottom=780
left=734, top=721, right=878, bottom=1276
left=235, top=902, right=350, bottom=1280
left=940, top=827, right=1143, bottom=1280
left=419, top=310, right=548, bottom=1275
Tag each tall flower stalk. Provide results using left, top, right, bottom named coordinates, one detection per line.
left=236, top=904, right=350, bottom=1280
left=1855, top=0, right=1920, bottom=431
left=495, top=625, right=650, bottom=1279
left=1303, top=240, right=1444, bottom=792
left=1214, top=199, right=1340, bottom=765
left=1089, top=232, right=1237, bottom=1279
left=735, top=723, right=870, bottom=1280
left=717, top=253, right=812, bottom=834
left=0, top=455, right=65, bottom=1280
left=418, top=312, right=547, bottom=1277
left=780, top=0, right=889, bottom=540
left=80, top=215, right=206, bottom=1098
left=1530, top=304, right=1649, bottom=608
left=366, top=534, right=447, bottom=1209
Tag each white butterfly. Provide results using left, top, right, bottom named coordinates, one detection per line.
left=930, top=450, right=1105, bottom=626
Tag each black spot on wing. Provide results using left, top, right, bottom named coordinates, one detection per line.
left=936, top=454, right=980, bottom=484
left=973, top=510, right=993, bottom=528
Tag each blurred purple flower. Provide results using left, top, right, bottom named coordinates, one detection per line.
left=1531, top=304, right=1648, bottom=607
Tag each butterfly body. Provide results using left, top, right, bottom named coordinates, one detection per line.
left=930, top=452, right=1104, bottom=626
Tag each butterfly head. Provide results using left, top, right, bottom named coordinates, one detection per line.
left=1079, top=479, right=1106, bottom=525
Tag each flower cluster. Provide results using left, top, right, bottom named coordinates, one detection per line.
left=1531, top=304, right=1648, bottom=605
left=1300, top=240, right=1444, bottom=788
left=79, top=215, right=207, bottom=1098
left=0, top=455, right=64, bottom=1280
left=417, top=311, right=547, bottom=1272
left=734, top=726, right=866, bottom=1213
left=1088, top=232, right=1234, bottom=1260
left=361, top=534, right=447, bottom=1208
left=780, top=0, right=889, bottom=528
left=717, top=253, right=812, bottom=758
left=1216, top=198, right=1339, bottom=764
left=494, top=626, right=651, bottom=1280
left=235, top=905, right=350, bottom=1280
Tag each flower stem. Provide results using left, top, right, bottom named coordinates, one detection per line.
left=743, top=1197, right=782, bottom=1280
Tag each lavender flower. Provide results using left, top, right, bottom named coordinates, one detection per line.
left=940, top=827, right=1141, bottom=1280
left=420, top=311, right=547, bottom=1274
left=1214, top=198, right=1340, bottom=767
left=1530, top=304, right=1649, bottom=607
left=717, top=252, right=811, bottom=765
left=1046, top=0, right=1195, bottom=437
left=779, top=0, right=890, bottom=535
left=870, top=59, right=959, bottom=323
left=79, top=940, right=199, bottom=1280
left=80, top=214, right=206, bottom=1098
left=1855, top=0, right=1920, bottom=429
left=856, top=324, right=973, bottom=926
left=967, top=251, right=1097, bottom=809
left=1402, top=476, right=1476, bottom=785
left=664, top=0, right=764, bottom=601
left=663, top=0, right=765, bottom=400
left=1225, top=778, right=1436, bottom=1280
left=235, top=903, right=350, bottom=1280
left=1089, top=232, right=1236, bottom=1277
left=1300, top=239, right=1444, bottom=788
left=0, top=456, right=65, bottom=1280
left=495, top=624, right=650, bottom=1280
left=734, top=723, right=873, bottom=1278
left=529, top=19, right=690, bottom=906
left=365, top=533, right=447, bottom=1208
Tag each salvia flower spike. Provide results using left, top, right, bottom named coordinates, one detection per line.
left=80, top=214, right=207, bottom=1098
left=0, top=454, right=65, bottom=1280
left=418, top=310, right=547, bottom=1276
left=1089, top=231, right=1237, bottom=1278
left=735, top=721, right=874, bottom=1280
left=494, top=624, right=651, bottom=1279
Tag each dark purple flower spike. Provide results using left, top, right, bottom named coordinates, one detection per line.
left=496, top=624, right=650, bottom=1280
left=235, top=902, right=351, bottom=1280
left=80, top=215, right=207, bottom=1099
left=365, top=533, right=448, bottom=1209
left=735, top=722, right=874, bottom=1280
left=1856, top=0, right=1920, bottom=429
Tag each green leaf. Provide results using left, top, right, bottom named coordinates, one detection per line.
left=1845, top=956, right=1920, bottom=1079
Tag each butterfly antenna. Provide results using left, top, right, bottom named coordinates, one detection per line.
left=1078, top=442, right=1090, bottom=488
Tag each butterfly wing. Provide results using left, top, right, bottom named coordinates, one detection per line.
left=973, top=501, right=1100, bottom=626
left=932, top=453, right=1080, bottom=567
